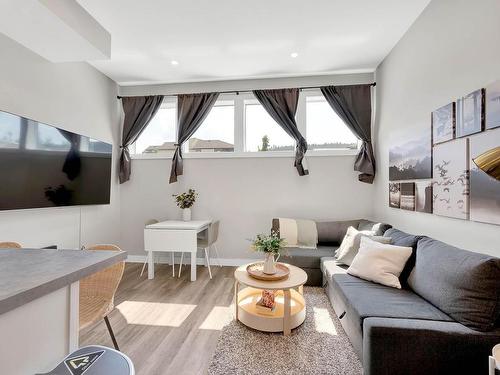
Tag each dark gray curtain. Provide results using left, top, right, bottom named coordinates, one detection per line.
left=120, top=95, right=164, bottom=183
left=169, top=92, right=220, bottom=183
left=253, top=88, right=308, bottom=176
left=320, top=84, right=375, bottom=183
left=58, top=129, right=81, bottom=180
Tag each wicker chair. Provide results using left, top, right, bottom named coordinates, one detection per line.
left=0, top=242, right=22, bottom=249
left=79, top=244, right=125, bottom=350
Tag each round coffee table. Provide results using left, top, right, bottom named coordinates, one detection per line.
left=234, top=263, right=308, bottom=335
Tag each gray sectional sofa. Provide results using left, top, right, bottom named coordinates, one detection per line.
left=274, top=218, right=500, bottom=375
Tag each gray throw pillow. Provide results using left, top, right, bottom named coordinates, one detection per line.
left=357, top=220, right=392, bottom=236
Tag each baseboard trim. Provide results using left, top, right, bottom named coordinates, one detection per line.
left=126, top=254, right=258, bottom=267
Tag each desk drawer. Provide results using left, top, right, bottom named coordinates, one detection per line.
left=144, top=229, right=197, bottom=252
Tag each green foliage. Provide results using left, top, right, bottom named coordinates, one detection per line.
left=250, top=230, right=286, bottom=254
left=258, top=135, right=270, bottom=151
left=172, top=188, right=198, bottom=209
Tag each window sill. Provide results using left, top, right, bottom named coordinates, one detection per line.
left=130, top=149, right=359, bottom=160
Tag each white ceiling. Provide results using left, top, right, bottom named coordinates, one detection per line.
left=78, top=0, right=431, bottom=86
left=0, top=0, right=110, bottom=62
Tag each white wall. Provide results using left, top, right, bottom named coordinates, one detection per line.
left=0, top=33, right=121, bottom=249
left=121, top=155, right=374, bottom=260
left=373, top=0, right=500, bottom=256
left=119, top=71, right=375, bottom=260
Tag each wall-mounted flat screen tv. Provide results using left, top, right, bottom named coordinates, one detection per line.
left=0, top=110, right=112, bottom=210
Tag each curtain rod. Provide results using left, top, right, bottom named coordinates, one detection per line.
left=116, top=82, right=376, bottom=99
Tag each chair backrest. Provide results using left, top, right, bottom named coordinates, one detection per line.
left=81, top=244, right=125, bottom=306
left=0, top=241, right=22, bottom=249
left=208, top=220, right=220, bottom=246
left=145, top=219, right=159, bottom=226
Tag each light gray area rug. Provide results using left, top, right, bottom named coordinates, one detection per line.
left=208, top=287, right=362, bottom=375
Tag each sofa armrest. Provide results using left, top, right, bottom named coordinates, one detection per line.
left=363, top=317, right=500, bottom=375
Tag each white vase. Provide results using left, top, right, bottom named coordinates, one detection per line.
left=182, top=208, right=191, bottom=221
left=263, top=253, right=277, bottom=275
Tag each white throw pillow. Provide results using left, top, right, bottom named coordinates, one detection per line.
left=347, top=236, right=412, bottom=289
left=336, top=226, right=392, bottom=266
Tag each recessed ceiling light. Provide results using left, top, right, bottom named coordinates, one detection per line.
left=290, top=52, right=298, bottom=58
left=171, top=60, right=179, bottom=65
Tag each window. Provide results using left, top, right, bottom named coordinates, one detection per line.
left=131, top=89, right=361, bottom=157
left=305, top=95, right=359, bottom=150
left=134, top=99, right=176, bottom=154
left=244, top=100, right=294, bottom=152
left=187, top=100, right=234, bottom=153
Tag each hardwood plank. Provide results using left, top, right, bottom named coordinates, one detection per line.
left=80, top=263, right=235, bottom=375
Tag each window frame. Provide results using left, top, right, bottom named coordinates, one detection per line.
left=131, top=90, right=360, bottom=160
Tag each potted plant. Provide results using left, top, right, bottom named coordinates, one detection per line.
left=250, top=231, right=286, bottom=274
left=172, top=188, right=198, bottom=221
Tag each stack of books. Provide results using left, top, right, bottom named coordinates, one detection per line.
left=255, top=290, right=277, bottom=316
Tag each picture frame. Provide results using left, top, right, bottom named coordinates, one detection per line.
left=389, top=127, right=432, bottom=181
left=432, top=102, right=455, bottom=145
left=389, top=183, right=401, bottom=208
left=485, top=80, right=500, bottom=130
left=432, top=138, right=470, bottom=220
left=400, top=182, right=416, bottom=211
left=456, top=89, right=485, bottom=138
left=415, top=181, right=433, bottom=213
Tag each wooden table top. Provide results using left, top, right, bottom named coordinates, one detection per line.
left=234, top=262, right=307, bottom=290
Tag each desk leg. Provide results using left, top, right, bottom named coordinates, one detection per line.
left=148, top=251, right=154, bottom=280
left=283, top=289, right=291, bottom=336
left=190, top=251, right=196, bottom=281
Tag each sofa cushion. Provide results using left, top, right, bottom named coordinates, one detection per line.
left=279, top=245, right=337, bottom=269
left=328, top=272, right=453, bottom=360
left=332, top=273, right=453, bottom=326
left=357, top=219, right=392, bottom=236
left=383, top=228, right=421, bottom=286
left=408, top=237, right=500, bottom=331
left=321, top=257, right=349, bottom=280
left=316, top=220, right=360, bottom=244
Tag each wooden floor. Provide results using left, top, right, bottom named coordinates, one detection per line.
left=80, top=263, right=236, bottom=375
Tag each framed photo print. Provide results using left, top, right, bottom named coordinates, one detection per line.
left=400, top=182, right=416, bottom=211
left=485, top=80, right=500, bottom=130
left=432, top=103, right=455, bottom=145
left=389, top=183, right=401, bottom=208
left=469, top=129, right=500, bottom=225
left=389, top=127, right=432, bottom=181
left=432, top=138, right=470, bottom=220
left=456, top=89, right=485, bottom=138
left=415, top=181, right=433, bottom=213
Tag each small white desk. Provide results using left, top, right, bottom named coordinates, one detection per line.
left=144, top=220, right=211, bottom=281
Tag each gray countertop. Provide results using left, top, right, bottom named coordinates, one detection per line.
left=0, top=248, right=127, bottom=315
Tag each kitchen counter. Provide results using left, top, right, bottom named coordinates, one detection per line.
left=0, top=248, right=127, bottom=375
left=0, top=248, right=126, bottom=315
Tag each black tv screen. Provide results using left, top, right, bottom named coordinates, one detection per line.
left=0, top=110, right=112, bottom=210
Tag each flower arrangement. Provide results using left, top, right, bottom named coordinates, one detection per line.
left=250, top=230, right=286, bottom=255
left=172, top=188, right=198, bottom=209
